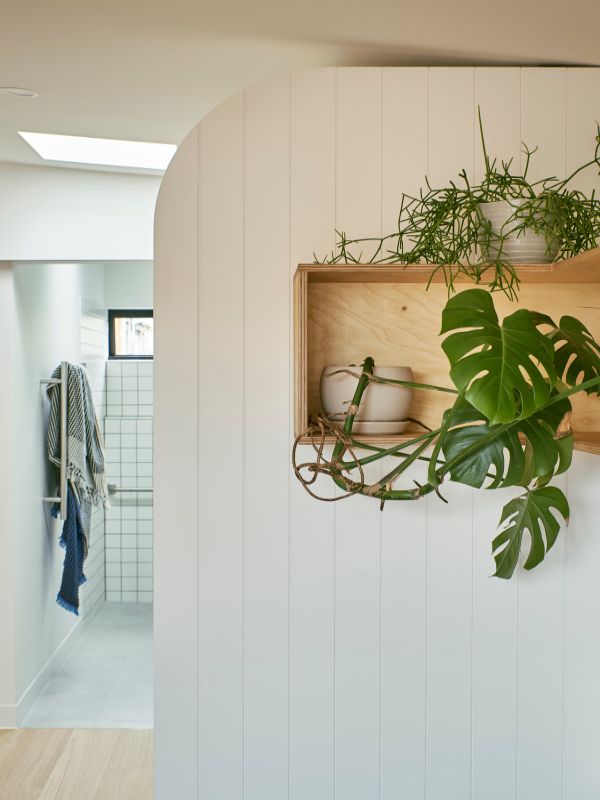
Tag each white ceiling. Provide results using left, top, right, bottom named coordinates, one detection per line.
left=2, top=0, right=599, bottom=172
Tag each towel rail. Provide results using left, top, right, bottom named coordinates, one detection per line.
left=108, top=484, right=153, bottom=494
left=40, top=361, right=68, bottom=520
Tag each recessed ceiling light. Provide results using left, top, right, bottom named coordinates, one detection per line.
left=0, top=87, right=38, bottom=98
left=18, top=131, right=177, bottom=171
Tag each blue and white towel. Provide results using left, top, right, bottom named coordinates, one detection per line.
left=53, top=484, right=87, bottom=615
left=46, top=363, right=107, bottom=614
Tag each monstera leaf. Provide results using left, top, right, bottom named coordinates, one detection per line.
left=441, top=290, right=556, bottom=425
left=492, top=486, right=570, bottom=579
left=532, top=312, right=600, bottom=396
left=441, top=395, right=573, bottom=489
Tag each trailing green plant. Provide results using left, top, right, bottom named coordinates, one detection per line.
left=292, top=289, right=600, bottom=578
left=318, top=111, right=600, bottom=299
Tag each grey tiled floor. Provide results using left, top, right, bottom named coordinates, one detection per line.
left=22, top=602, right=153, bottom=729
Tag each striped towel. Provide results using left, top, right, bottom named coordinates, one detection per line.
left=47, top=363, right=107, bottom=510
left=47, top=363, right=107, bottom=613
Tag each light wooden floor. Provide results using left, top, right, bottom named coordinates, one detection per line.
left=0, top=729, right=153, bottom=799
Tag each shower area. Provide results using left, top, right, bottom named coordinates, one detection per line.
left=7, top=260, right=154, bottom=730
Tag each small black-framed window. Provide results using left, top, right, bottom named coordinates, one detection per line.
left=108, top=309, right=154, bottom=359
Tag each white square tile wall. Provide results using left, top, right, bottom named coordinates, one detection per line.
left=80, top=309, right=108, bottom=618
left=104, top=360, right=154, bottom=603
left=81, top=310, right=108, bottom=421
left=106, top=359, right=154, bottom=417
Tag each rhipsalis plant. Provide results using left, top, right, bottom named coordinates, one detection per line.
left=318, top=111, right=600, bottom=299
left=293, top=289, right=600, bottom=578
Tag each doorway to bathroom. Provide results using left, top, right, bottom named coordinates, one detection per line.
left=16, top=260, right=154, bottom=731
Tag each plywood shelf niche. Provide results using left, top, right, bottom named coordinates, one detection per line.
left=294, top=248, right=600, bottom=455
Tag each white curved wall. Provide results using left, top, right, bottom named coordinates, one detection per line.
left=155, top=67, right=600, bottom=800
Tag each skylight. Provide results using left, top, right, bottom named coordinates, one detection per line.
left=18, top=131, right=177, bottom=171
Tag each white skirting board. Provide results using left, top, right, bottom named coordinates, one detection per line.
left=0, top=599, right=105, bottom=728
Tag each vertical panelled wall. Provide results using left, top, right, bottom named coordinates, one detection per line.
left=155, top=68, right=600, bottom=800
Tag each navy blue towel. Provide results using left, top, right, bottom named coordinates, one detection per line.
left=53, top=485, right=87, bottom=615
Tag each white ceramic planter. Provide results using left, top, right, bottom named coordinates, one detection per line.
left=320, top=365, right=413, bottom=434
left=479, top=199, right=559, bottom=264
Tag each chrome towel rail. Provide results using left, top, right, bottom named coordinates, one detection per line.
left=41, top=361, right=68, bottom=521
left=108, top=483, right=153, bottom=494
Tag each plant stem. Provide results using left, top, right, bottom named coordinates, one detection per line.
left=340, top=428, right=441, bottom=469
left=372, top=438, right=434, bottom=487
left=478, top=106, right=491, bottom=180
left=326, top=368, right=458, bottom=395
left=331, top=377, right=600, bottom=502
left=427, top=400, right=459, bottom=487
left=331, top=357, right=374, bottom=465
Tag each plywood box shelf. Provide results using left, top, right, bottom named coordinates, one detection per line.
left=294, top=431, right=600, bottom=456
left=294, top=248, right=600, bottom=455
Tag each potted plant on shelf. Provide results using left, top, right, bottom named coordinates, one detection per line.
left=293, top=289, right=600, bottom=578
left=320, top=111, right=600, bottom=300
left=320, top=364, right=414, bottom=435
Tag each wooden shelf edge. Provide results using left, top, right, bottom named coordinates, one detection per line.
left=295, top=432, right=600, bottom=456
left=573, top=434, right=600, bottom=455
left=296, top=245, right=600, bottom=284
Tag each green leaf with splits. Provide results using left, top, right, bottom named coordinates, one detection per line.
left=441, top=289, right=556, bottom=425
left=441, top=395, right=573, bottom=489
left=532, top=312, right=600, bottom=396
left=492, top=486, right=570, bottom=579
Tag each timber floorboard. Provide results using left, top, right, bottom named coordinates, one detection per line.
left=0, top=729, right=153, bottom=799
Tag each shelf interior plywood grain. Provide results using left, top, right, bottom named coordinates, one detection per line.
left=294, top=249, right=600, bottom=455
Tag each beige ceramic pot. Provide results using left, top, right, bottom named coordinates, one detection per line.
left=320, top=365, right=413, bottom=434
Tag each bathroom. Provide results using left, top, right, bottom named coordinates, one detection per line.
left=0, top=259, right=154, bottom=729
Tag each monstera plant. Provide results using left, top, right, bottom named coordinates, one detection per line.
left=293, top=289, right=600, bottom=578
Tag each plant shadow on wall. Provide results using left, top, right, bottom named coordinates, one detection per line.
left=293, top=115, right=600, bottom=579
